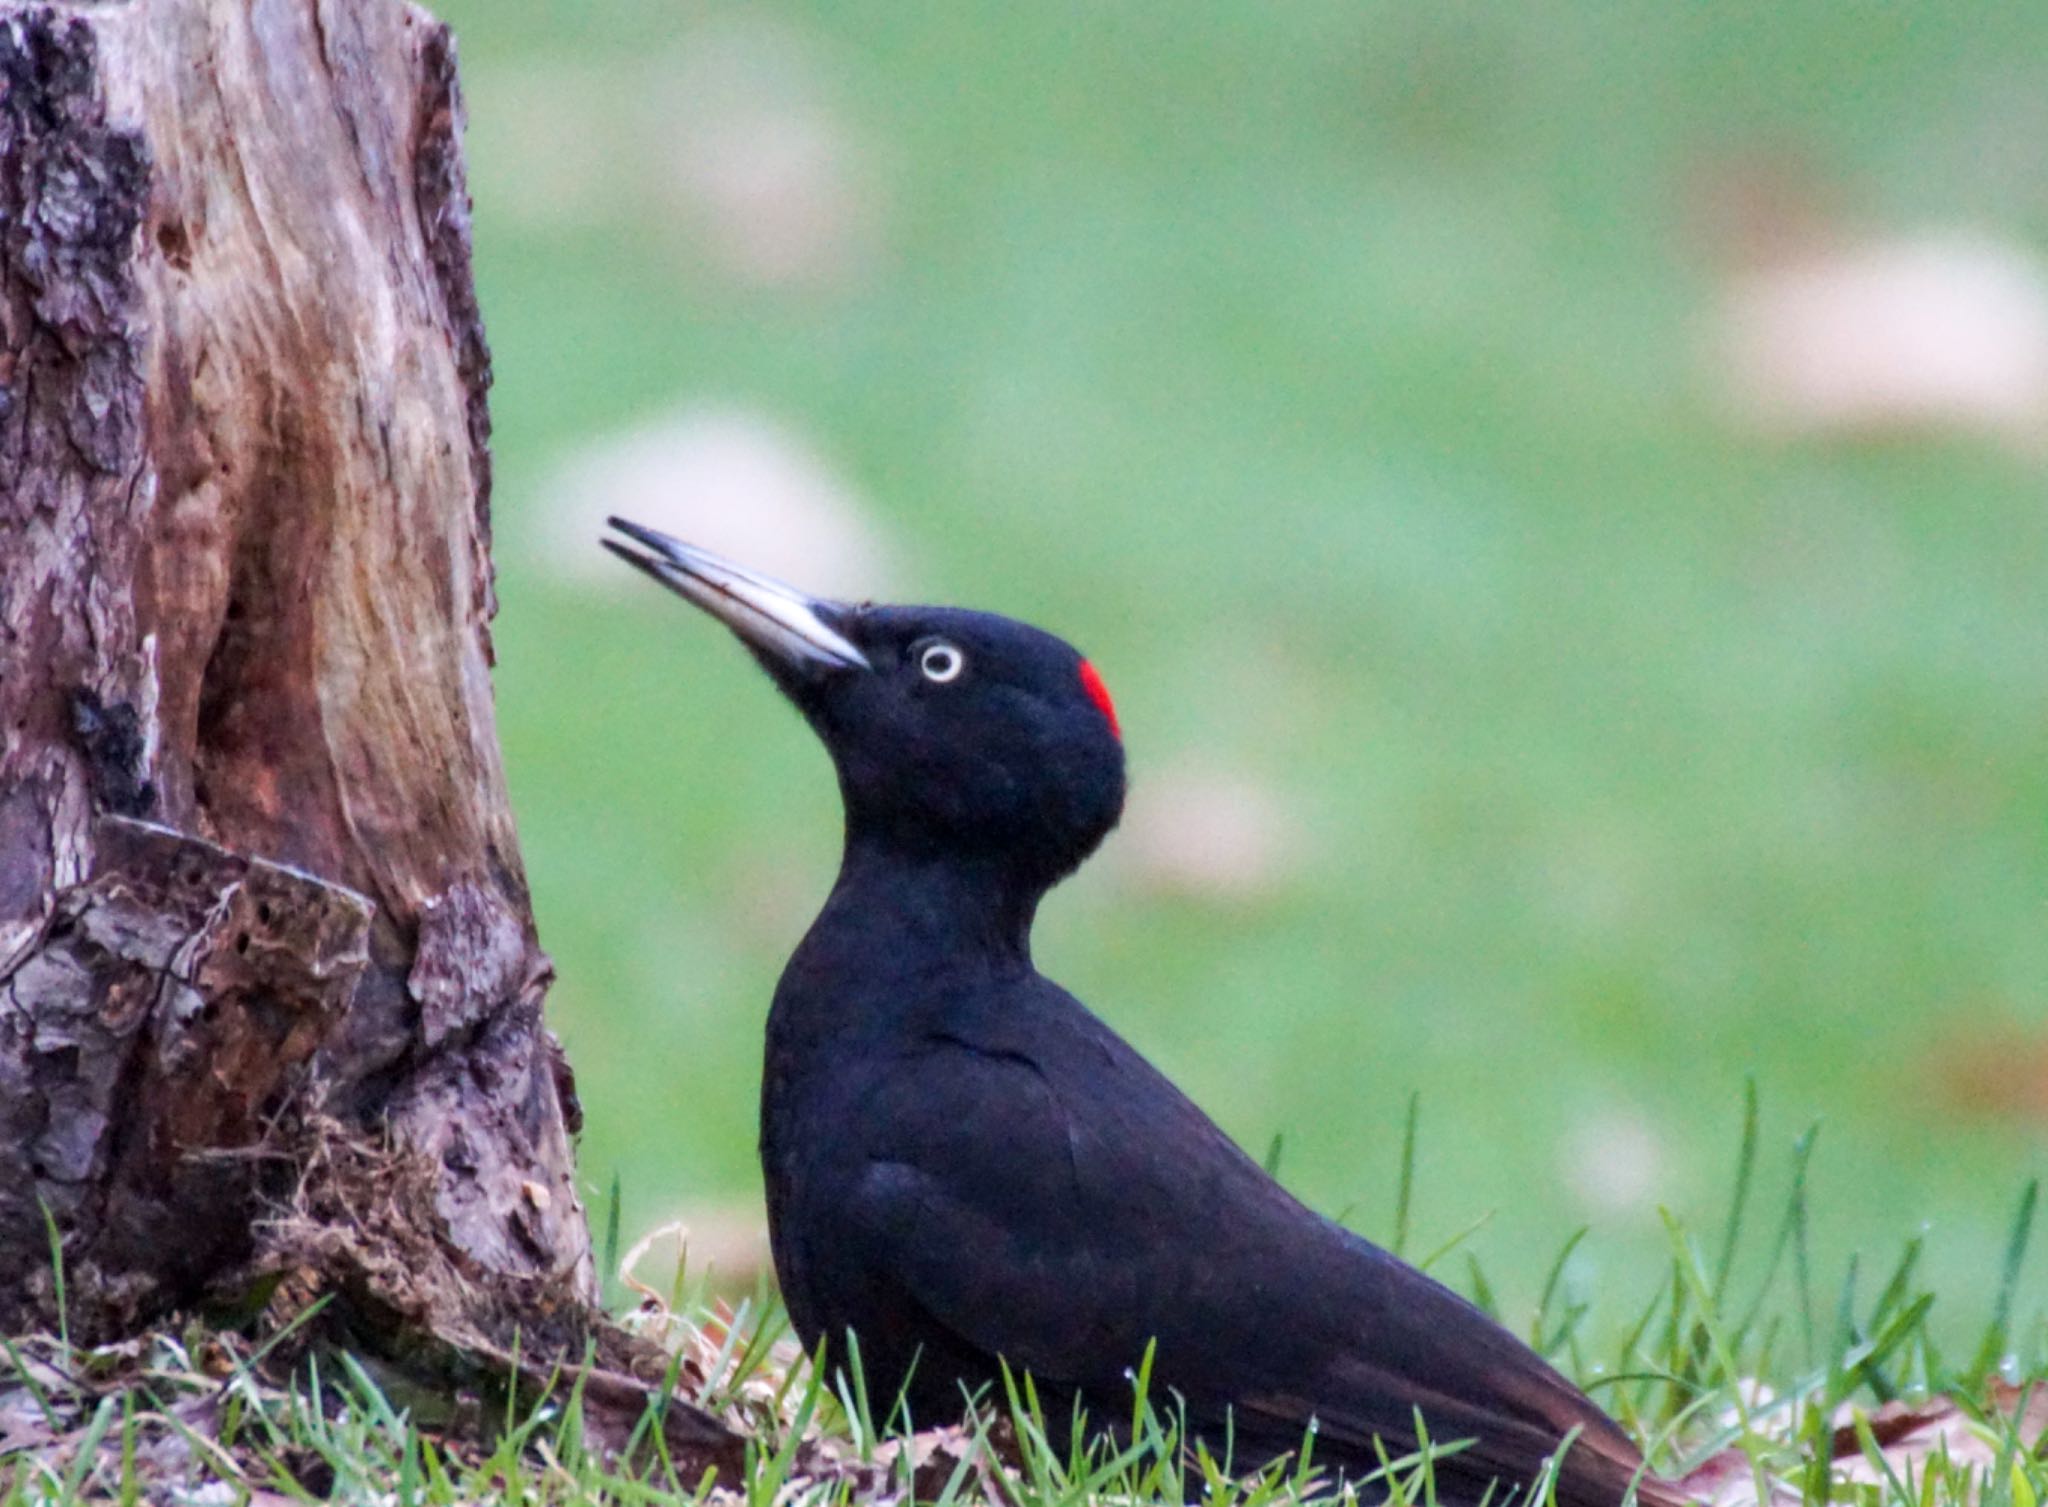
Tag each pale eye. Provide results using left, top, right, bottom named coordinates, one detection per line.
left=919, top=641, right=966, bottom=683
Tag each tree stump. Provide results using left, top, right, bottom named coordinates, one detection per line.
left=0, top=2, right=663, bottom=1424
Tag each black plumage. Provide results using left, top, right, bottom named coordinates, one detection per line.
left=606, top=518, right=1678, bottom=1507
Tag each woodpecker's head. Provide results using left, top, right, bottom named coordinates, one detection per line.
left=606, top=518, right=1126, bottom=887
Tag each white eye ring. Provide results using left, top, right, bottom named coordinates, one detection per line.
left=919, top=642, right=965, bottom=683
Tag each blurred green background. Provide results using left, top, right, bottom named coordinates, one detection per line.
left=434, top=2, right=2047, bottom=1338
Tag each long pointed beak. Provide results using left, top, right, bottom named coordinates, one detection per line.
left=603, top=517, right=872, bottom=672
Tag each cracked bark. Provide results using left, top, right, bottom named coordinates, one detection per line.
left=0, top=4, right=686, bottom=1435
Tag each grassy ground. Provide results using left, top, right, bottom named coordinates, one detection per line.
left=3, top=1134, right=2042, bottom=1504
left=425, top=0, right=2048, bottom=1336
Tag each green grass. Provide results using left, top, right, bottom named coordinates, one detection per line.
left=426, top=0, right=2048, bottom=1331
left=3, top=1113, right=2042, bottom=1504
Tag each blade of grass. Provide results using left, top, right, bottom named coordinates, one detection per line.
left=1713, top=1079, right=1760, bottom=1309
left=1417, top=1209, right=1495, bottom=1274
left=1533, top=1226, right=1590, bottom=1354
left=1856, top=1237, right=1927, bottom=1402
left=1393, top=1090, right=1420, bottom=1260
left=1972, top=1179, right=2039, bottom=1378
left=747, top=1345, right=827, bottom=1507
left=58, top=1394, right=119, bottom=1503
left=1659, top=1208, right=1772, bottom=1507
left=38, top=1198, right=69, bottom=1354
left=837, top=1328, right=877, bottom=1460
left=1848, top=1409, right=1914, bottom=1503
left=1851, top=1292, right=1935, bottom=1403
left=1732, top=1123, right=1820, bottom=1350
left=117, top=1389, right=137, bottom=1507
left=1465, top=1254, right=1500, bottom=1320
left=604, top=1173, right=624, bottom=1292
left=0, top=1335, right=62, bottom=1434
left=1792, top=1125, right=1819, bottom=1367
left=1866, top=1238, right=1924, bottom=1335
left=1829, top=1253, right=1861, bottom=1395
left=220, top=1293, right=333, bottom=1396
left=1654, top=1260, right=1691, bottom=1424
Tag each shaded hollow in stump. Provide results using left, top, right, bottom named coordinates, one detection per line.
left=0, top=1, right=733, bottom=1462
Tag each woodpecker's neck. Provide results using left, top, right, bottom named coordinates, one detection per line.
left=817, top=835, right=1042, bottom=969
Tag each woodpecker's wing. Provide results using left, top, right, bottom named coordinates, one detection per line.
left=842, top=991, right=1678, bottom=1507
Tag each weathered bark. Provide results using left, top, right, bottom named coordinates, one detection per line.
left=0, top=0, right=616, bottom=1385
